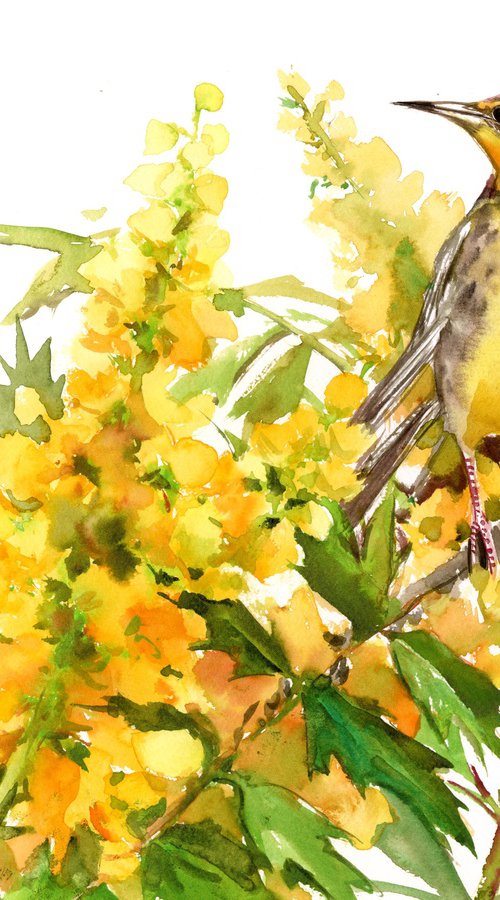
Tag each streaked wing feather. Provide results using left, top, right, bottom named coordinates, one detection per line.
left=352, top=217, right=471, bottom=429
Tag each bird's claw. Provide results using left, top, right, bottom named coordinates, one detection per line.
left=468, top=512, right=497, bottom=574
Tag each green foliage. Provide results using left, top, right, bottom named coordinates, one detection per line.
left=231, top=342, right=312, bottom=425
left=0, top=320, right=64, bottom=443
left=5, top=834, right=117, bottom=899
left=171, top=327, right=284, bottom=405
left=103, top=692, right=219, bottom=762
left=390, top=238, right=430, bottom=338
left=213, top=288, right=246, bottom=317
left=376, top=791, right=471, bottom=900
left=303, top=681, right=474, bottom=851
left=171, top=591, right=291, bottom=677
left=141, top=822, right=272, bottom=900
left=0, top=225, right=101, bottom=324
left=296, top=493, right=400, bottom=640
left=126, top=797, right=166, bottom=839
left=391, top=632, right=500, bottom=778
left=227, top=772, right=373, bottom=900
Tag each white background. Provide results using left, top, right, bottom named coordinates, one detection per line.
left=0, top=1, right=497, bottom=895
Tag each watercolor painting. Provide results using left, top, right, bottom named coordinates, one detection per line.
left=0, top=4, right=498, bottom=899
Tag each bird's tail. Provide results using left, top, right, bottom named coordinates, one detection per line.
left=352, top=322, right=441, bottom=430
left=344, top=400, right=441, bottom=525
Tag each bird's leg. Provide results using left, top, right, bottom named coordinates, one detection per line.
left=463, top=454, right=497, bottom=574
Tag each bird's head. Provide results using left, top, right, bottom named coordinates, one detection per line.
left=394, top=95, right=500, bottom=183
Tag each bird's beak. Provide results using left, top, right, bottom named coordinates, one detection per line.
left=393, top=100, right=486, bottom=130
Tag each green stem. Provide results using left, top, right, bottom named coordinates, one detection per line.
left=244, top=298, right=350, bottom=372
left=0, top=680, right=62, bottom=816
left=476, top=822, right=500, bottom=900
left=287, top=87, right=364, bottom=196
left=447, top=780, right=499, bottom=822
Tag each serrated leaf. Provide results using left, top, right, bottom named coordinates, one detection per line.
left=303, top=682, right=473, bottom=851
left=173, top=591, right=290, bottom=677
left=170, top=326, right=283, bottom=406
left=0, top=319, right=64, bottom=443
left=141, top=821, right=272, bottom=900
left=296, top=497, right=397, bottom=640
left=391, top=632, right=500, bottom=778
left=242, top=275, right=347, bottom=311
left=0, top=225, right=102, bottom=324
left=376, top=790, right=470, bottom=899
left=226, top=771, right=373, bottom=900
left=231, top=341, right=311, bottom=424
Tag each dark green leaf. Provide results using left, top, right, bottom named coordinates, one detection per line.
left=227, top=772, right=372, bottom=900
left=141, top=823, right=272, bottom=900
left=303, top=682, right=473, bottom=851
left=231, top=342, right=311, bottom=424
left=296, top=497, right=396, bottom=640
left=0, top=320, right=64, bottom=443
left=126, top=798, right=166, bottom=839
left=58, top=824, right=102, bottom=894
left=391, top=632, right=500, bottom=778
left=0, top=225, right=102, bottom=324
left=104, top=693, right=219, bottom=762
left=173, top=591, right=290, bottom=677
left=5, top=836, right=117, bottom=898
left=170, top=326, right=283, bottom=406
left=376, top=790, right=470, bottom=899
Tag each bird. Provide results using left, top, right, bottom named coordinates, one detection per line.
left=351, top=95, right=500, bottom=573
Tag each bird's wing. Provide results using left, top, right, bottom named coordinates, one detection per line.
left=352, top=215, right=472, bottom=429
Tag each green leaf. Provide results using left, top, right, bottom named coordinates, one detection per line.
left=213, top=288, right=246, bottom=316
left=103, top=692, right=219, bottom=762
left=227, top=772, right=372, bottom=900
left=303, top=682, right=474, bottom=851
left=0, top=225, right=102, bottom=324
left=0, top=320, right=64, bottom=443
left=361, top=485, right=399, bottom=597
left=141, top=821, right=272, bottom=900
left=5, top=836, right=117, bottom=898
left=58, top=824, right=102, bottom=894
left=242, top=275, right=346, bottom=311
left=231, top=342, right=311, bottom=424
left=170, top=326, right=283, bottom=406
left=296, top=497, right=396, bottom=640
left=126, top=797, right=166, bottom=839
left=391, top=632, right=500, bottom=778
left=376, top=791, right=470, bottom=899
left=172, top=591, right=290, bottom=677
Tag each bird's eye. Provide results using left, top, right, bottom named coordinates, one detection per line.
left=492, top=106, right=500, bottom=123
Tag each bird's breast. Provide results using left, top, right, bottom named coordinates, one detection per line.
left=434, top=206, right=500, bottom=451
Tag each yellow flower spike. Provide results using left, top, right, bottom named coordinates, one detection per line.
left=181, top=141, right=213, bottom=170
left=124, top=163, right=174, bottom=197
left=324, top=373, right=368, bottom=416
left=128, top=203, right=176, bottom=246
left=195, top=174, right=229, bottom=215
left=277, top=69, right=311, bottom=99
left=168, top=437, right=219, bottom=488
left=194, top=83, right=224, bottom=113
left=201, top=123, right=230, bottom=154
left=144, top=119, right=179, bottom=155
left=170, top=503, right=222, bottom=570
left=132, top=729, right=205, bottom=779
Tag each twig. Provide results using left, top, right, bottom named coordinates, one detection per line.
left=244, top=298, right=351, bottom=372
